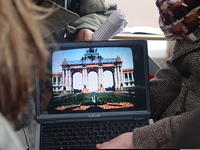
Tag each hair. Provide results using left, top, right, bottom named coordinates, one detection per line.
left=0, top=0, right=50, bottom=122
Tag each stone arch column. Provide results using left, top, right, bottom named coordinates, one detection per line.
left=68, top=69, right=72, bottom=91
left=115, top=65, right=123, bottom=90
left=82, top=68, right=88, bottom=89
left=114, top=66, right=118, bottom=89
left=98, top=67, right=103, bottom=89
left=66, top=69, right=70, bottom=91
left=119, top=66, right=123, bottom=88
left=117, top=66, right=120, bottom=88
left=62, top=69, right=65, bottom=85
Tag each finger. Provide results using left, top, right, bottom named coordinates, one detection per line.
left=84, top=35, right=93, bottom=41
left=96, top=141, right=110, bottom=149
left=96, top=144, right=107, bottom=149
left=96, top=144, right=102, bottom=149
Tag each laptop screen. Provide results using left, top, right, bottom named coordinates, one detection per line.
left=38, top=40, right=150, bottom=117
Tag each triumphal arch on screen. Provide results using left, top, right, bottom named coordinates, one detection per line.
left=61, top=48, right=124, bottom=93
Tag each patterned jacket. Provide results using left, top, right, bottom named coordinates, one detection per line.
left=156, top=0, right=200, bottom=41
left=133, top=39, right=200, bottom=148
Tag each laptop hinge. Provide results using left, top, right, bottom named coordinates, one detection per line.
left=39, top=120, right=56, bottom=124
left=132, top=117, right=147, bottom=121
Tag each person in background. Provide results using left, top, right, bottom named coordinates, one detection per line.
left=14, top=0, right=116, bottom=149
left=97, top=0, right=200, bottom=149
left=0, top=0, right=49, bottom=149
left=50, top=0, right=117, bottom=42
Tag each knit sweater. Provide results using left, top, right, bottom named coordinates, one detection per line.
left=0, top=114, right=24, bottom=150
left=133, top=39, right=200, bottom=149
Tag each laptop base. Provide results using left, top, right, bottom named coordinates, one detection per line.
left=40, top=119, right=148, bottom=150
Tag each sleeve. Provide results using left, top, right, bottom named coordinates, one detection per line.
left=70, top=13, right=107, bottom=31
left=150, top=65, right=182, bottom=119
left=0, top=114, right=25, bottom=150
left=70, top=0, right=117, bottom=32
left=133, top=110, right=197, bottom=149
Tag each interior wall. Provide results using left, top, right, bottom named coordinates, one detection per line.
left=106, top=0, right=160, bottom=28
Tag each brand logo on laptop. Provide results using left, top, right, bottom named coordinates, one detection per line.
left=88, top=114, right=101, bottom=118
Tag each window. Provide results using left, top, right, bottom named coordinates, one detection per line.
left=58, top=77, right=61, bottom=85
left=53, top=77, right=56, bottom=85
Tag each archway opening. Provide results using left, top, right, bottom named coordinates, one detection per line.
left=103, top=70, right=114, bottom=90
left=88, top=71, right=98, bottom=92
left=73, top=72, right=83, bottom=90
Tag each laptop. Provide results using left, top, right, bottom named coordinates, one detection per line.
left=35, top=40, right=151, bottom=150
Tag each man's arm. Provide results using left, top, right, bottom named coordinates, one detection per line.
left=69, top=0, right=117, bottom=41
left=97, top=110, right=198, bottom=149
left=133, top=110, right=197, bottom=148
left=150, top=64, right=182, bottom=119
left=71, top=13, right=106, bottom=41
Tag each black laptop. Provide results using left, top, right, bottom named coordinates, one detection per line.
left=35, top=40, right=151, bottom=150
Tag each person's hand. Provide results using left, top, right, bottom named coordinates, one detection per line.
left=74, top=29, right=94, bottom=42
left=96, top=132, right=134, bottom=149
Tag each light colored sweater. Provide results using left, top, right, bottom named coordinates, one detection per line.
left=0, top=114, right=25, bottom=150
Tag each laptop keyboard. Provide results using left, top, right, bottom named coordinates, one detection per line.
left=41, top=119, right=148, bottom=150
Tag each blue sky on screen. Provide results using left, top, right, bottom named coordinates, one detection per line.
left=52, top=47, right=134, bottom=74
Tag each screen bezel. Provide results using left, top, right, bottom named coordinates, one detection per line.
left=36, top=40, right=151, bottom=121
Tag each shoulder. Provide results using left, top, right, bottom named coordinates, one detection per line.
left=0, top=114, right=24, bottom=150
left=172, top=39, right=200, bottom=62
left=79, top=0, right=116, bottom=16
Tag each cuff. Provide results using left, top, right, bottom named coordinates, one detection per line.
left=133, top=117, right=172, bottom=149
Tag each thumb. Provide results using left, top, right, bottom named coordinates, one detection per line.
left=96, top=144, right=101, bottom=149
left=84, top=35, right=93, bottom=41
left=96, top=141, right=110, bottom=149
